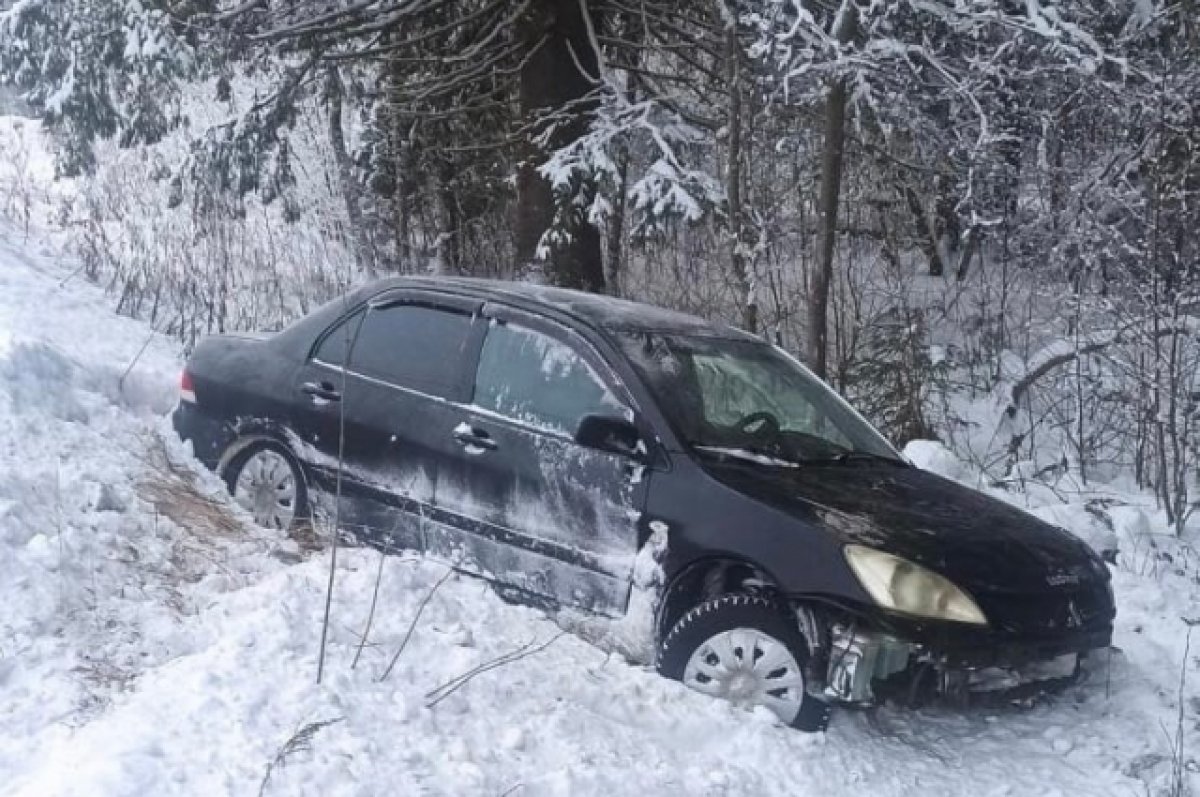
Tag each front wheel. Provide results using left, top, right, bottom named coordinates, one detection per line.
left=224, top=441, right=308, bottom=532
left=657, top=594, right=830, bottom=731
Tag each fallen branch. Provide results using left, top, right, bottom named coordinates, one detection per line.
left=1008, top=323, right=1190, bottom=413
left=351, top=549, right=388, bottom=670
left=378, top=565, right=456, bottom=682
left=425, top=632, right=566, bottom=708
left=117, top=331, right=156, bottom=398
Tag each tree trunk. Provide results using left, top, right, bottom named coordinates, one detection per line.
left=386, top=55, right=413, bottom=269
left=516, top=0, right=605, bottom=292
left=806, top=2, right=857, bottom=377
left=394, top=118, right=416, bottom=269
left=327, top=67, right=375, bottom=277
left=436, top=160, right=460, bottom=273
left=903, top=185, right=945, bottom=277
left=606, top=139, right=628, bottom=296
left=604, top=25, right=640, bottom=298
left=934, top=172, right=960, bottom=271
left=725, top=24, right=757, bottom=333
left=955, top=225, right=981, bottom=282
left=808, top=83, right=848, bottom=377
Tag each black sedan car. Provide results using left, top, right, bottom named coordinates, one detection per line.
left=174, top=277, right=1115, bottom=730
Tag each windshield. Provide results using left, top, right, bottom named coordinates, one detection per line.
left=618, top=332, right=900, bottom=465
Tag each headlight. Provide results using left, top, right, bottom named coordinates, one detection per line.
left=844, top=545, right=988, bottom=626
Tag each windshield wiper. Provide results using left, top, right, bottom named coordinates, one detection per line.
left=693, top=444, right=800, bottom=468
left=801, top=451, right=906, bottom=466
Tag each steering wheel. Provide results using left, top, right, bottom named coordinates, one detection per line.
left=735, top=410, right=782, bottom=442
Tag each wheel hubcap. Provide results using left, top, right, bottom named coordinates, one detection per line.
left=234, top=449, right=297, bottom=529
left=683, top=627, right=805, bottom=722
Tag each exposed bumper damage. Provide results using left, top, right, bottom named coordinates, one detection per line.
left=813, top=617, right=1111, bottom=706
left=825, top=627, right=911, bottom=703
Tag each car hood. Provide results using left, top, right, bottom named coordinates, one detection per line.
left=705, top=458, right=1104, bottom=596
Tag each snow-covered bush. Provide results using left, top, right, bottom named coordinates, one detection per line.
left=63, top=89, right=367, bottom=350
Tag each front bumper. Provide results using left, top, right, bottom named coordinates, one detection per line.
left=818, top=611, right=1113, bottom=705
left=873, top=612, right=1114, bottom=669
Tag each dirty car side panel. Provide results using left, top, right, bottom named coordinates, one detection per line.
left=173, top=335, right=300, bottom=467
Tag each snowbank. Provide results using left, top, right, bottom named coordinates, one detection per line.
left=0, top=229, right=1196, bottom=796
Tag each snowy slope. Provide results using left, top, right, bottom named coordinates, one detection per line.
left=0, top=227, right=1197, bottom=797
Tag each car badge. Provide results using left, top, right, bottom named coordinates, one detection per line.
left=1046, top=571, right=1081, bottom=587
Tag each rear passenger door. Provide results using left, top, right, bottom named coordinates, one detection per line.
left=434, top=305, right=648, bottom=616
left=289, top=292, right=479, bottom=551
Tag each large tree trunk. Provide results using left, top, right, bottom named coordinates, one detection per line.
left=516, top=0, right=605, bottom=292
left=806, top=2, right=857, bottom=377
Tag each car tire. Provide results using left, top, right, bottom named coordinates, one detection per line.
left=223, top=440, right=310, bottom=533
left=657, top=594, right=830, bottom=731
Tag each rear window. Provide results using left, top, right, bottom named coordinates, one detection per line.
left=312, top=308, right=365, bottom=366
left=315, top=304, right=473, bottom=397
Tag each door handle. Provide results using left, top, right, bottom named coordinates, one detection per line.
left=452, top=422, right=498, bottom=451
left=301, top=380, right=342, bottom=403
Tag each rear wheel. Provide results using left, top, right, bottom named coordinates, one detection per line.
left=658, top=594, right=830, bottom=731
left=224, top=442, right=308, bottom=531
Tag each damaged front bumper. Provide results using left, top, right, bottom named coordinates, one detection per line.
left=818, top=620, right=1111, bottom=706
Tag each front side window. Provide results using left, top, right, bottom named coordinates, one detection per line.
left=619, top=332, right=898, bottom=463
left=316, top=304, right=473, bottom=397
left=474, top=321, right=624, bottom=434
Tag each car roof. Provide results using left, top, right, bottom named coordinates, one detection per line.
left=372, top=275, right=758, bottom=340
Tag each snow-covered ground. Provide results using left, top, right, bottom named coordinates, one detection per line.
left=0, top=228, right=1198, bottom=794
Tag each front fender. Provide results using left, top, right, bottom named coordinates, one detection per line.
left=647, top=459, right=874, bottom=607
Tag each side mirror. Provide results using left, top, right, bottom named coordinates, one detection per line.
left=574, top=414, right=644, bottom=459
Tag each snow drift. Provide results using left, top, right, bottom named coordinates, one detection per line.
left=0, top=226, right=1197, bottom=796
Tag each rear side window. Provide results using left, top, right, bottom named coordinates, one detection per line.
left=474, top=321, right=623, bottom=434
left=313, top=309, right=365, bottom=366
left=316, top=304, right=473, bottom=397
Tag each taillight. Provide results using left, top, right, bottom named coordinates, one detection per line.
left=180, top=370, right=197, bottom=404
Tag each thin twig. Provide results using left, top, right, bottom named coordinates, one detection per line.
left=317, top=307, right=368, bottom=684
left=1167, top=624, right=1193, bottom=797
left=378, top=565, right=456, bottom=682
left=117, top=332, right=156, bottom=398
left=1105, top=644, right=1112, bottom=700
left=425, top=632, right=566, bottom=708
left=351, top=548, right=388, bottom=670
left=425, top=639, right=539, bottom=704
